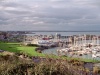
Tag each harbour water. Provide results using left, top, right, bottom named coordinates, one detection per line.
left=43, top=47, right=100, bottom=60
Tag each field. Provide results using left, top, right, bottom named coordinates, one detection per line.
left=0, top=42, right=44, bottom=56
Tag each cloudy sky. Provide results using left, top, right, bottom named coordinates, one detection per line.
left=0, top=0, right=100, bottom=31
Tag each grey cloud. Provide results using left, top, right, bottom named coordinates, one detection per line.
left=0, top=0, right=100, bottom=31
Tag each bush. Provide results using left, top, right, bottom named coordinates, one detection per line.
left=27, top=44, right=39, bottom=47
left=0, top=55, right=95, bottom=75
left=37, top=50, right=42, bottom=53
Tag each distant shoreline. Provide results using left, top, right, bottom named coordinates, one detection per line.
left=1, top=30, right=100, bottom=32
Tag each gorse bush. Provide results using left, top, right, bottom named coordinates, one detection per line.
left=0, top=55, right=99, bottom=75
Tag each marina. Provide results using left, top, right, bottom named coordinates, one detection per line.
left=40, top=33, right=100, bottom=60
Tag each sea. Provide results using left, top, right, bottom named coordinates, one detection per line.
left=27, top=31, right=100, bottom=36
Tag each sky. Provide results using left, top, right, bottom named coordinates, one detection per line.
left=0, top=0, right=100, bottom=31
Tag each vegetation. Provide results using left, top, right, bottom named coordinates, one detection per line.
left=0, top=42, right=44, bottom=56
left=1, top=54, right=99, bottom=75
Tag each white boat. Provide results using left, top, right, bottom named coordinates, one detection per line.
left=92, top=54, right=97, bottom=58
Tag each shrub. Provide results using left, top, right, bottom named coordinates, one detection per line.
left=0, top=55, right=96, bottom=75
left=27, top=44, right=39, bottom=47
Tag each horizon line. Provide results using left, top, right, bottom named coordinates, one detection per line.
left=1, top=30, right=100, bottom=32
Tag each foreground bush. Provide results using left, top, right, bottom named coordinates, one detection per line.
left=0, top=55, right=99, bottom=75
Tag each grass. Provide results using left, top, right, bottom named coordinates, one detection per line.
left=69, top=57, right=100, bottom=63
left=0, top=42, right=44, bottom=56
left=62, top=55, right=100, bottom=63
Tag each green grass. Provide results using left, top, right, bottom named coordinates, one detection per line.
left=62, top=56, right=100, bottom=63
left=0, top=42, right=44, bottom=56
